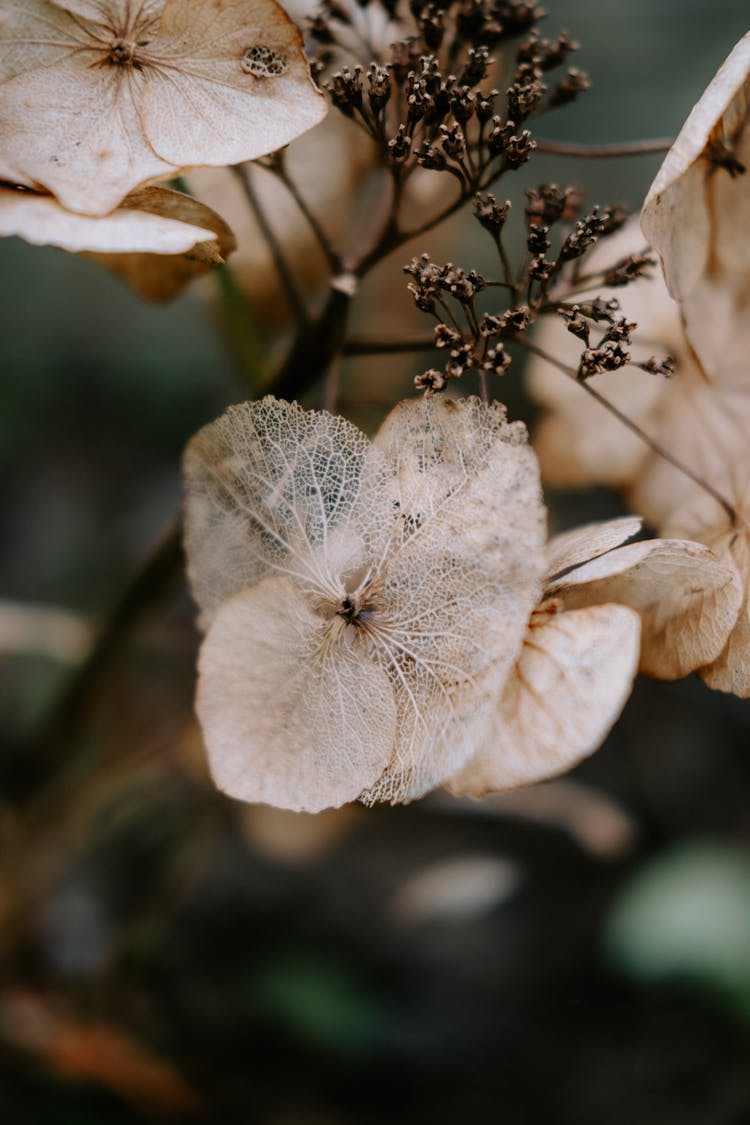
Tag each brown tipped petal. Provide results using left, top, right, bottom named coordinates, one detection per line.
left=448, top=604, right=640, bottom=799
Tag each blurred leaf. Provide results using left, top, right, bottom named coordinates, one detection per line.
left=604, top=842, right=750, bottom=1019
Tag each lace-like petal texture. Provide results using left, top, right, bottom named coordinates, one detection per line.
left=184, top=396, right=546, bottom=810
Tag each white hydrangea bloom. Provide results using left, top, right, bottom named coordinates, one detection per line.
left=183, top=395, right=547, bottom=811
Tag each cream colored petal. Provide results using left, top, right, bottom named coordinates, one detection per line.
left=697, top=529, right=750, bottom=697
left=197, top=577, right=397, bottom=812
left=448, top=604, right=640, bottom=798
left=183, top=397, right=393, bottom=627
left=141, top=0, right=326, bottom=168
left=0, top=0, right=326, bottom=215
left=642, top=31, right=750, bottom=303
left=55, top=1, right=165, bottom=25
left=551, top=538, right=743, bottom=680
left=0, top=184, right=220, bottom=253
left=360, top=396, right=547, bottom=805
left=0, top=62, right=175, bottom=215
left=545, top=517, right=643, bottom=585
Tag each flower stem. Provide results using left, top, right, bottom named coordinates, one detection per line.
left=515, top=336, right=738, bottom=524
left=535, top=138, right=673, bottom=158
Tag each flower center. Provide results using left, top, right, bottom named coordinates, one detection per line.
left=108, top=38, right=139, bottom=67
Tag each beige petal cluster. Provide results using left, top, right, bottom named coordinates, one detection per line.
left=184, top=395, right=547, bottom=812
left=641, top=31, right=750, bottom=382
left=0, top=0, right=327, bottom=216
left=0, top=183, right=236, bottom=299
left=450, top=516, right=741, bottom=798
left=183, top=397, right=743, bottom=811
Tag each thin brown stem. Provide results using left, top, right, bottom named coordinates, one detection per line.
left=516, top=337, right=738, bottom=524
left=535, top=138, right=673, bottom=158
left=233, top=164, right=308, bottom=326
left=271, top=159, right=343, bottom=273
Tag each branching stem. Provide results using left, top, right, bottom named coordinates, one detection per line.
left=515, top=337, right=738, bottom=524
left=233, top=164, right=308, bottom=326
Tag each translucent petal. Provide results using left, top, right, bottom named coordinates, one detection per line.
left=183, top=397, right=394, bottom=627
left=360, top=396, right=547, bottom=804
left=197, top=577, right=397, bottom=812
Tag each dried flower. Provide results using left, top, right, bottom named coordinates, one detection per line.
left=184, top=395, right=546, bottom=811
left=0, top=0, right=327, bottom=215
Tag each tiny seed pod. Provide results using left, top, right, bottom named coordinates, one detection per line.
left=241, top=46, right=289, bottom=78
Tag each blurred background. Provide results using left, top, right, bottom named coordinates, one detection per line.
left=2, top=1, right=750, bottom=1121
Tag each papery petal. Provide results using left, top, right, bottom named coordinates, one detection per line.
left=642, top=31, right=750, bottom=303
left=197, top=577, right=397, bottom=812
left=0, top=0, right=326, bottom=215
left=86, top=186, right=236, bottom=299
left=662, top=477, right=750, bottom=698
left=642, top=33, right=750, bottom=380
left=700, top=533, right=750, bottom=697
left=142, top=0, right=326, bottom=169
left=545, top=516, right=643, bottom=584
left=360, top=396, right=547, bottom=804
left=448, top=604, right=640, bottom=798
left=0, top=62, right=175, bottom=215
left=183, top=397, right=394, bottom=628
left=0, top=184, right=234, bottom=298
left=550, top=538, right=743, bottom=679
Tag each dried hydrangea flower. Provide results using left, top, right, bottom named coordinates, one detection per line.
left=183, top=395, right=546, bottom=812
left=0, top=0, right=327, bottom=215
left=642, top=32, right=750, bottom=381
left=527, top=219, right=750, bottom=529
left=450, top=515, right=742, bottom=797
left=0, top=183, right=235, bottom=299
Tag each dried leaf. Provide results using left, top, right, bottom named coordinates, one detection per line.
left=449, top=603, right=640, bottom=798
left=0, top=991, right=202, bottom=1116
left=184, top=396, right=546, bottom=809
left=0, top=0, right=327, bottom=215
left=642, top=32, right=750, bottom=379
left=0, top=184, right=235, bottom=298
left=550, top=538, right=743, bottom=680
